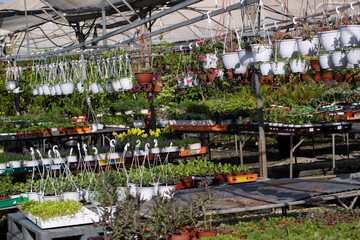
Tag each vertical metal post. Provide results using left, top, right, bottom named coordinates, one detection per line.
left=235, top=134, right=238, bottom=156
left=346, top=133, right=349, bottom=160
left=24, top=0, right=30, bottom=55
left=254, top=70, right=268, bottom=178
left=290, top=135, right=293, bottom=178
left=148, top=92, right=156, bottom=131
left=239, top=136, right=244, bottom=169
left=332, top=134, right=336, bottom=170
left=102, top=0, right=107, bottom=46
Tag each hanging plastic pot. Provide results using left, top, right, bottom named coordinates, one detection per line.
left=237, top=49, right=255, bottom=66
left=345, top=48, right=360, bottom=65
left=54, top=84, right=62, bottom=95
left=135, top=72, right=154, bottom=85
left=318, top=30, right=340, bottom=51
left=5, top=81, right=16, bottom=91
left=111, top=79, right=122, bottom=92
left=120, top=77, right=133, bottom=90
left=319, top=54, right=335, bottom=70
left=331, top=51, right=348, bottom=69
left=37, top=84, right=44, bottom=95
left=339, top=25, right=360, bottom=47
left=296, top=36, right=319, bottom=56
left=251, top=44, right=273, bottom=62
left=278, top=39, right=299, bottom=58
left=270, top=61, right=287, bottom=75
left=90, top=83, right=100, bottom=94
left=60, top=82, right=75, bottom=95
left=42, top=84, right=51, bottom=95
left=76, top=82, right=84, bottom=93
left=32, top=87, right=39, bottom=95
left=289, top=59, right=307, bottom=73
left=203, top=53, right=218, bottom=69
left=259, top=62, right=273, bottom=76
left=50, top=85, right=56, bottom=96
left=221, top=52, right=241, bottom=69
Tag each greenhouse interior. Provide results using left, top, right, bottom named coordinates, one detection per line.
left=2, top=0, right=360, bottom=239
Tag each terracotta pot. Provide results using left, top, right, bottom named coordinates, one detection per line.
left=323, top=72, right=333, bottom=82
left=0, top=196, right=10, bottom=200
left=300, top=74, right=309, bottom=82
left=313, top=73, right=322, bottom=82
left=207, top=71, right=217, bottom=83
left=197, top=230, right=217, bottom=238
left=310, top=59, right=321, bottom=71
left=182, top=177, right=195, bottom=188
left=198, top=73, right=206, bottom=80
left=171, top=233, right=191, bottom=240
left=135, top=72, right=154, bottom=85
left=153, top=80, right=162, bottom=92
left=226, top=69, right=234, bottom=79
left=345, top=72, right=354, bottom=83
left=225, top=175, right=235, bottom=184
left=214, top=174, right=224, bottom=185
left=175, top=180, right=186, bottom=190
left=334, top=72, right=344, bottom=82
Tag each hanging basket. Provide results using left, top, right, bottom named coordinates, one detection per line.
left=42, top=84, right=51, bottom=95
left=135, top=72, right=154, bottom=85
left=251, top=44, right=273, bottom=62
left=345, top=48, right=360, bottom=65
left=339, top=25, right=360, bottom=47
left=319, top=54, right=335, bottom=70
left=278, top=39, right=299, bottom=58
left=120, top=77, right=133, bottom=90
left=202, top=53, right=218, bottom=69
left=60, top=82, right=75, bottom=95
left=331, top=51, right=348, bottom=69
left=260, top=62, right=273, bottom=76
left=318, top=30, right=340, bottom=51
left=296, top=36, right=319, bottom=56
left=289, top=59, right=307, bottom=73
left=221, top=52, right=240, bottom=69
left=5, top=81, right=16, bottom=91
left=237, top=49, right=255, bottom=66
left=270, top=61, right=287, bottom=75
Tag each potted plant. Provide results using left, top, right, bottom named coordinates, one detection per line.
left=270, top=57, right=288, bottom=75
left=319, top=49, right=335, bottom=70
left=318, top=16, right=341, bottom=51
left=339, top=14, right=360, bottom=47
left=274, top=31, right=299, bottom=58
left=331, top=49, right=348, bottom=69
left=251, top=35, right=273, bottom=62
left=0, top=174, right=12, bottom=200
left=296, top=22, right=320, bottom=56
left=289, top=55, right=308, bottom=73
left=61, top=176, right=80, bottom=202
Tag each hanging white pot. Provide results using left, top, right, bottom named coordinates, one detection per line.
left=9, top=161, right=22, bottom=168
left=339, top=25, right=360, bottom=47
left=54, top=84, right=62, bottom=95
left=270, top=61, right=287, bottom=75
left=234, top=65, right=248, bottom=74
left=50, top=85, right=56, bottom=96
left=23, top=160, right=39, bottom=167
left=259, top=62, right=273, bottom=76
left=60, top=82, right=75, bottom=95
left=105, top=83, right=114, bottom=93
left=76, top=82, right=85, bottom=93
left=117, top=187, right=126, bottom=201
left=331, top=51, right=348, bottom=69
left=120, top=77, right=133, bottom=90
left=158, top=185, right=176, bottom=199
left=162, top=146, right=178, bottom=153
left=37, top=84, right=44, bottom=95
left=0, top=163, right=7, bottom=169
left=278, top=39, right=299, bottom=58
left=289, top=59, right=307, bottom=73
left=221, top=52, right=241, bottom=69
left=32, top=87, right=39, bottom=95
left=41, top=158, right=52, bottom=165
left=184, top=76, right=193, bottom=87
left=137, top=186, right=154, bottom=201
left=108, top=152, right=121, bottom=159
left=251, top=44, right=273, bottom=62
left=318, top=30, right=340, bottom=51
left=237, top=49, right=255, bottom=66
left=127, top=183, right=137, bottom=197
left=345, top=48, right=360, bottom=65
left=111, top=79, right=122, bottom=92
left=5, top=80, right=16, bottom=91
left=90, top=83, right=100, bottom=93
left=63, top=192, right=80, bottom=201
left=151, top=147, right=161, bottom=154
left=151, top=182, right=160, bottom=196
left=66, top=155, right=77, bottom=163
left=84, top=155, right=94, bottom=161
left=42, top=84, right=51, bottom=95
left=188, top=142, right=201, bottom=149
left=296, top=36, right=319, bottom=56
left=203, top=53, right=218, bottom=69
left=53, top=158, right=65, bottom=164
left=318, top=54, right=335, bottom=70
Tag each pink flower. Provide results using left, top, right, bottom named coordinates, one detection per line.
left=186, top=67, right=191, bottom=72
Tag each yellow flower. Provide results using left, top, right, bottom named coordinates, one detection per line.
left=141, top=134, right=148, bottom=138
left=156, top=128, right=161, bottom=134
left=149, top=129, right=155, bottom=136
left=155, top=133, right=160, bottom=137
left=112, top=132, right=118, bottom=136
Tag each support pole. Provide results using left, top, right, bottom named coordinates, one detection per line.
left=101, top=0, right=107, bottom=46
left=332, top=134, right=336, bottom=170
left=290, top=135, right=293, bottom=178
left=254, top=70, right=268, bottom=178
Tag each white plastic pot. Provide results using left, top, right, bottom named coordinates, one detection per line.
left=76, top=82, right=84, bottom=93
left=5, top=80, right=16, bottom=91
left=42, top=195, right=61, bottom=202
left=111, top=80, right=122, bottom=92
left=84, top=155, right=94, bottom=161
left=32, top=87, right=39, bottom=95
left=339, top=25, right=360, bottom=47
left=296, top=37, right=319, bottom=56
left=37, top=84, right=44, bottom=95
left=221, top=52, right=241, bottom=69
left=331, top=51, right=348, bottom=69
left=53, top=158, right=65, bottom=164
left=203, top=53, right=218, bottom=69
left=120, top=77, right=133, bottom=90
left=318, top=30, right=340, bottom=51
left=63, top=192, right=81, bottom=201
left=108, top=152, right=121, bottom=159
left=289, top=59, right=307, bottom=73
left=23, top=160, right=39, bottom=167
left=42, top=84, right=51, bottom=95
left=128, top=183, right=137, bottom=197
left=278, top=39, right=299, bottom=58
left=233, top=65, right=248, bottom=74
left=270, top=61, right=287, bottom=75
left=9, top=161, right=21, bottom=168
left=27, top=192, right=40, bottom=202
left=60, top=82, right=74, bottom=95
left=137, top=186, right=154, bottom=201
left=134, top=120, right=144, bottom=128
left=162, top=146, right=179, bottom=153
left=66, top=155, right=77, bottom=163
left=188, top=142, right=201, bottom=149
left=90, top=83, right=100, bottom=94
left=50, top=85, right=56, bottom=96
left=41, top=158, right=52, bottom=165
left=117, top=187, right=126, bottom=201
left=237, top=49, right=255, bottom=66
left=151, top=182, right=160, bottom=196
left=259, top=62, right=273, bottom=76
left=54, top=84, right=62, bottom=95
left=151, top=148, right=161, bottom=154
left=158, top=185, right=176, bottom=199
left=0, top=163, right=7, bottom=169
left=345, top=48, right=360, bottom=65
left=319, top=54, right=335, bottom=70
left=251, top=44, right=273, bottom=62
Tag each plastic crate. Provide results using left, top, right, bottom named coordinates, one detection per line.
left=0, top=196, right=26, bottom=209
left=180, top=147, right=206, bottom=157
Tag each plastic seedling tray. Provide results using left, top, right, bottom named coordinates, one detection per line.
left=24, top=207, right=100, bottom=229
